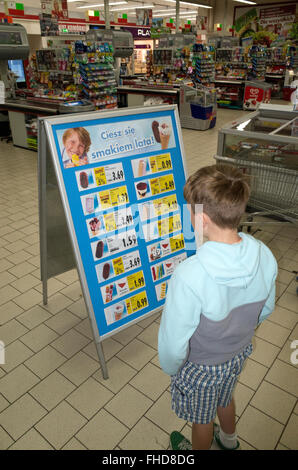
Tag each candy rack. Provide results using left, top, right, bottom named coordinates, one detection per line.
left=74, top=39, right=117, bottom=110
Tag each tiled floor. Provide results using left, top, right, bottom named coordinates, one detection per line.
left=0, top=106, right=297, bottom=450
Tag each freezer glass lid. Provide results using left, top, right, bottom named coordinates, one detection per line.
left=274, top=117, right=298, bottom=137
left=232, top=116, right=289, bottom=134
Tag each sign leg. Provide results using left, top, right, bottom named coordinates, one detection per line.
left=95, top=341, right=109, bottom=380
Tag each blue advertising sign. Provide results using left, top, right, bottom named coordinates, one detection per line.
left=45, top=106, right=195, bottom=339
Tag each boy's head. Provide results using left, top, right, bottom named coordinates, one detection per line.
left=184, top=164, right=250, bottom=230
left=62, top=127, right=91, bottom=158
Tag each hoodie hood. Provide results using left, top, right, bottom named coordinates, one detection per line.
left=196, top=233, right=260, bottom=288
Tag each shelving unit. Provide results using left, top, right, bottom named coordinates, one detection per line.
left=74, top=39, right=117, bottom=110
left=192, top=44, right=215, bottom=87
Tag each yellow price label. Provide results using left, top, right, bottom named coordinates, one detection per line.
left=158, top=214, right=182, bottom=237
left=127, top=271, right=145, bottom=292
left=125, top=298, right=133, bottom=315
left=152, top=195, right=178, bottom=217
left=170, top=234, right=185, bottom=253
left=130, top=291, right=148, bottom=313
left=110, top=186, right=129, bottom=206
left=159, top=175, right=175, bottom=193
left=99, top=190, right=112, bottom=209
left=104, top=212, right=116, bottom=232
left=156, top=153, right=172, bottom=172
left=112, top=257, right=125, bottom=276
left=171, top=214, right=182, bottom=232
left=149, top=154, right=172, bottom=173
left=149, top=156, right=157, bottom=173
left=94, top=167, right=107, bottom=186
left=150, top=178, right=160, bottom=196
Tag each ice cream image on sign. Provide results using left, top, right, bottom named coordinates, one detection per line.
left=159, top=123, right=171, bottom=149
left=151, top=120, right=172, bottom=150
left=136, top=181, right=148, bottom=198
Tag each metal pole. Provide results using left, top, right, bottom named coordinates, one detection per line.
left=38, top=120, right=48, bottom=306
left=104, top=0, right=110, bottom=29
left=176, top=0, right=180, bottom=33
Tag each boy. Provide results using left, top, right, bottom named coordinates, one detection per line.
left=158, top=164, right=277, bottom=451
left=62, top=127, right=91, bottom=168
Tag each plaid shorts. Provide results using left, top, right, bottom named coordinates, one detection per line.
left=171, top=343, right=253, bottom=424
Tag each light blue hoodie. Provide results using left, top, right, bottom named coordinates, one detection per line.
left=158, top=232, right=278, bottom=376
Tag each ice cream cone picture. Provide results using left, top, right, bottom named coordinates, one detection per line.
left=151, top=121, right=171, bottom=150
left=159, top=123, right=171, bottom=150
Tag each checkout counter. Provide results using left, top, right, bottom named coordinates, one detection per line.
left=0, top=97, right=95, bottom=150
left=117, top=83, right=180, bottom=108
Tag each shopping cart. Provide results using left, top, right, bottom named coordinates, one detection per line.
left=214, top=155, right=298, bottom=229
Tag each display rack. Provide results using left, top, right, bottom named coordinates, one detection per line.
left=74, top=39, right=117, bottom=110
left=33, top=46, right=78, bottom=100
left=151, top=34, right=195, bottom=85
left=192, top=44, right=215, bottom=87
left=215, top=48, right=247, bottom=80
left=247, top=45, right=267, bottom=81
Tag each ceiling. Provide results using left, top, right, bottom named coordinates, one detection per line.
left=2, top=0, right=214, bottom=15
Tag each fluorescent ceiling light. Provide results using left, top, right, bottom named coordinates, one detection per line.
left=111, top=4, right=154, bottom=11
left=164, top=1, right=212, bottom=8
left=154, top=9, right=198, bottom=13
left=233, top=0, right=256, bottom=4
left=77, top=2, right=127, bottom=8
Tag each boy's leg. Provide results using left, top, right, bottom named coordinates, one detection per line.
left=217, top=397, right=236, bottom=434
left=192, top=422, right=214, bottom=450
left=215, top=398, right=239, bottom=449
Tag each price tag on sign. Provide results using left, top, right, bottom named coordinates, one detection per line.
left=127, top=271, right=145, bottom=292
left=122, top=232, right=137, bottom=249
left=156, top=154, right=172, bottom=172
left=158, top=214, right=181, bottom=237
left=110, top=186, right=129, bottom=206
left=150, top=153, right=172, bottom=173
left=111, top=169, right=125, bottom=182
left=94, top=167, right=107, bottom=186
left=104, top=212, right=117, bottom=233
left=150, top=178, right=160, bottom=196
left=130, top=291, right=148, bottom=313
left=159, top=175, right=175, bottom=193
left=99, top=190, right=112, bottom=209
left=112, top=257, right=125, bottom=276
left=128, top=254, right=141, bottom=269
left=170, top=234, right=185, bottom=253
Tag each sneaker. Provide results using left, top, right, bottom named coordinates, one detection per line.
left=169, top=431, right=192, bottom=450
left=213, top=423, right=240, bottom=450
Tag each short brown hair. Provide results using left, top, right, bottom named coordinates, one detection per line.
left=62, top=127, right=91, bottom=153
left=184, top=164, right=250, bottom=229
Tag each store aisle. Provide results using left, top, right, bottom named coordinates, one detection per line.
left=0, top=107, right=297, bottom=451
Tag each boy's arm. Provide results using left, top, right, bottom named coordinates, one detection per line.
left=258, top=257, right=278, bottom=324
left=158, top=271, right=201, bottom=376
